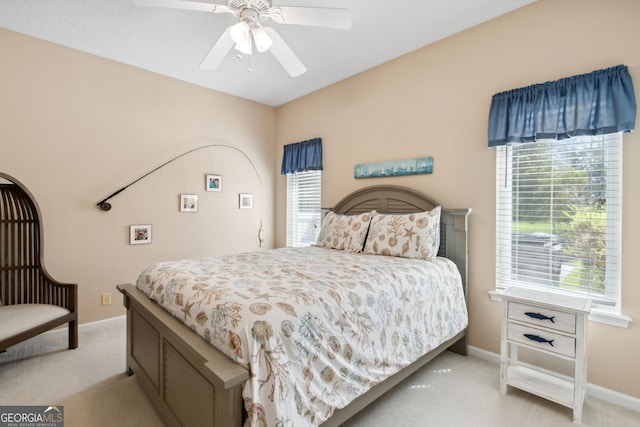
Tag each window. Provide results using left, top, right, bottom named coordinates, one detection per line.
left=286, top=170, right=321, bottom=247
left=496, top=133, right=622, bottom=308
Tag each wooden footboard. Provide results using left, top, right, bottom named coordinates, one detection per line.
left=117, top=284, right=248, bottom=427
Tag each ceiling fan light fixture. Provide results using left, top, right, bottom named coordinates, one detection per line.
left=230, top=21, right=250, bottom=45
left=252, top=26, right=273, bottom=53
left=133, top=0, right=350, bottom=76
left=234, top=39, right=252, bottom=55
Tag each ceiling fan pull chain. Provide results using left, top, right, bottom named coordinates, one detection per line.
left=248, top=33, right=253, bottom=72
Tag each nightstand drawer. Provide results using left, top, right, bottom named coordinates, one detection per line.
left=508, top=301, right=576, bottom=334
left=507, top=322, right=576, bottom=357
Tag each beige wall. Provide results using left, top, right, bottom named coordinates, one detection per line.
left=0, top=28, right=277, bottom=323
left=1, top=0, right=638, bottom=402
left=276, top=0, right=640, bottom=399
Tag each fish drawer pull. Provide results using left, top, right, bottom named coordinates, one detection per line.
left=525, top=312, right=555, bottom=323
left=524, top=333, right=554, bottom=346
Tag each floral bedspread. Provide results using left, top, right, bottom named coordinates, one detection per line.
left=136, top=246, right=468, bottom=427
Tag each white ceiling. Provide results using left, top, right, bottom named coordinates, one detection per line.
left=0, top=0, right=536, bottom=107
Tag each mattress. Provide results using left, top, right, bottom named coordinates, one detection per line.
left=136, top=246, right=468, bottom=426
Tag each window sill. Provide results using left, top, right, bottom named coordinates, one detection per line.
left=588, top=309, right=632, bottom=328
left=488, top=290, right=632, bottom=328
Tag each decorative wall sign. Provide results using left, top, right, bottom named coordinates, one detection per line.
left=180, top=194, right=198, bottom=212
left=130, top=224, right=152, bottom=245
left=206, top=174, right=222, bottom=192
left=239, top=193, right=253, bottom=209
left=354, top=156, right=433, bottom=179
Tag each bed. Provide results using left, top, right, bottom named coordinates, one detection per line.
left=117, top=185, right=470, bottom=427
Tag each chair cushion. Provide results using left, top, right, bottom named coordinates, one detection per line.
left=0, top=304, right=71, bottom=341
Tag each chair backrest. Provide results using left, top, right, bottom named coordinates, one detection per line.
left=0, top=175, right=45, bottom=305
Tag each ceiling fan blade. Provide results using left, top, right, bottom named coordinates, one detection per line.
left=270, top=6, right=351, bottom=30
left=200, top=27, right=235, bottom=70
left=132, top=0, right=228, bottom=13
left=263, top=27, right=306, bottom=77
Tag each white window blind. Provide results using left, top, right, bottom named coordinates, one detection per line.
left=496, top=133, right=622, bottom=306
left=286, top=170, right=321, bottom=247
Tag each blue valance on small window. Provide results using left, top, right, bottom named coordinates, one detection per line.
left=488, top=65, right=637, bottom=147
left=281, top=137, right=323, bottom=175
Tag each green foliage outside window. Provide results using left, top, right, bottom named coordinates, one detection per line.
left=511, top=139, right=608, bottom=295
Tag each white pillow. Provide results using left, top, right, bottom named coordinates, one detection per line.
left=363, top=206, right=441, bottom=260
left=316, top=211, right=376, bottom=253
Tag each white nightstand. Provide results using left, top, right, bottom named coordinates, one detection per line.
left=500, top=287, right=592, bottom=424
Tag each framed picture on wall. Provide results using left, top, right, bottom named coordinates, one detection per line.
left=130, top=224, right=152, bottom=245
left=206, top=174, right=222, bottom=192
left=239, top=193, right=253, bottom=209
left=180, top=194, right=198, bottom=212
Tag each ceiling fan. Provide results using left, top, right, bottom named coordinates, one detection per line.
left=132, top=0, right=351, bottom=77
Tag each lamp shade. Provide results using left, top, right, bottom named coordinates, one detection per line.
left=234, top=39, right=251, bottom=54
left=230, top=21, right=250, bottom=44
left=252, top=26, right=273, bottom=52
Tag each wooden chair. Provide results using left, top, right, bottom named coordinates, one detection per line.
left=0, top=173, right=77, bottom=352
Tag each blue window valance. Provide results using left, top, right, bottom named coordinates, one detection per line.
left=488, top=65, right=636, bottom=147
left=281, top=137, right=323, bottom=175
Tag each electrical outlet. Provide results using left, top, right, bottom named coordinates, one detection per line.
left=101, top=293, right=112, bottom=306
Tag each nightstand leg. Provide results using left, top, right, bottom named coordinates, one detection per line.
left=573, top=315, right=588, bottom=425
left=500, top=302, right=509, bottom=395
left=500, top=341, right=508, bottom=395
left=573, top=409, right=582, bottom=425
left=573, top=357, right=584, bottom=424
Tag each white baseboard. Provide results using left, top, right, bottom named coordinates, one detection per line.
left=77, top=315, right=126, bottom=331
left=468, top=345, right=640, bottom=414
left=468, top=345, right=501, bottom=364
left=13, top=315, right=126, bottom=344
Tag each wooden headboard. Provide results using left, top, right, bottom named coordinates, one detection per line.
left=330, top=185, right=471, bottom=297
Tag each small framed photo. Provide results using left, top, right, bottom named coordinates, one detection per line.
left=130, top=224, right=152, bottom=245
left=239, top=193, right=253, bottom=209
left=180, top=194, right=198, bottom=212
left=206, top=174, right=222, bottom=192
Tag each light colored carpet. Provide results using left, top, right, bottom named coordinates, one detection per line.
left=1, top=317, right=639, bottom=427
left=0, top=318, right=163, bottom=426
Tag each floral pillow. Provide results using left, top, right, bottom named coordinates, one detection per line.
left=316, top=211, right=376, bottom=253
left=363, top=206, right=441, bottom=260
